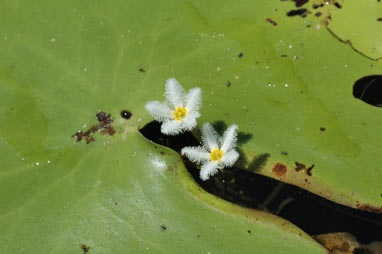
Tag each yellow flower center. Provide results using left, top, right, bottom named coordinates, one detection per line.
left=174, top=107, right=188, bottom=121
left=210, top=148, right=224, bottom=161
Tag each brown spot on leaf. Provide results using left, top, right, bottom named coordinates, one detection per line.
left=273, top=163, right=287, bottom=177
left=356, top=204, right=382, bottom=213
left=314, top=232, right=359, bottom=254
left=72, top=111, right=115, bottom=144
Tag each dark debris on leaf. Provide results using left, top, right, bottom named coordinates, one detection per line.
left=294, top=161, right=314, bottom=176
left=287, top=8, right=308, bottom=17
left=266, top=18, right=278, bottom=26
left=293, top=0, right=309, bottom=7
left=81, top=244, right=90, bottom=254
left=72, top=111, right=115, bottom=144
left=120, top=110, right=132, bottom=119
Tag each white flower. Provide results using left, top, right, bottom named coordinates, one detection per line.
left=181, top=123, right=239, bottom=181
left=145, top=78, right=202, bottom=135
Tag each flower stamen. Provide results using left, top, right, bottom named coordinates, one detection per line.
left=210, top=148, right=224, bottom=161
left=174, top=107, right=188, bottom=121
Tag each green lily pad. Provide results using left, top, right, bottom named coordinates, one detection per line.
left=327, top=0, right=382, bottom=60
left=172, top=0, right=382, bottom=211
left=1, top=0, right=381, bottom=252
left=0, top=0, right=331, bottom=253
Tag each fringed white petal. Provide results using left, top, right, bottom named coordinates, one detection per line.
left=220, top=124, right=238, bottom=152
left=200, top=161, right=219, bottom=181
left=185, top=87, right=202, bottom=113
left=161, top=120, right=183, bottom=135
left=182, top=111, right=200, bottom=131
left=165, top=78, right=185, bottom=108
left=220, top=150, right=239, bottom=167
left=181, top=146, right=210, bottom=164
left=145, top=101, right=173, bottom=122
left=201, top=123, right=219, bottom=151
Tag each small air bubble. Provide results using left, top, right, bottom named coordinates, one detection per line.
left=285, top=84, right=288, bottom=87
left=36, top=162, right=40, bottom=166
left=296, top=128, right=301, bottom=131
left=132, top=152, right=137, bottom=157
left=235, top=76, right=239, bottom=80
left=84, top=67, right=87, bottom=72
left=50, top=38, right=56, bottom=43
left=217, top=66, right=221, bottom=71
left=289, top=44, right=293, bottom=49
left=47, top=160, right=51, bottom=164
